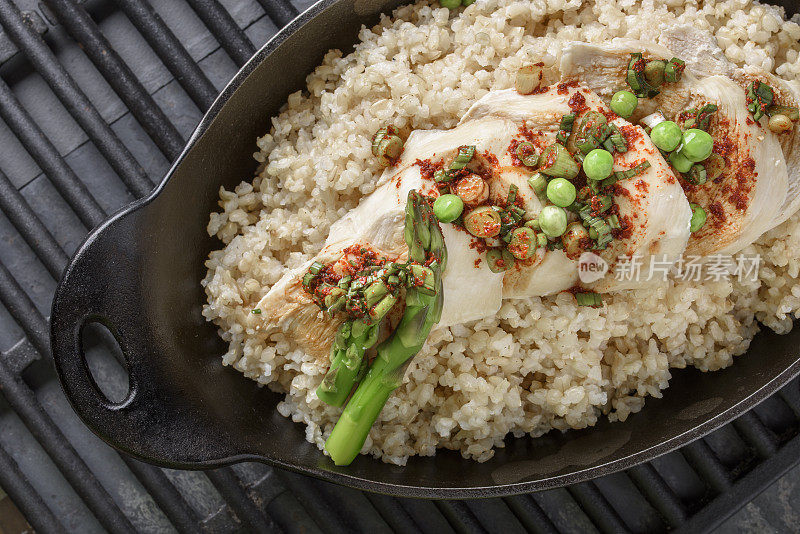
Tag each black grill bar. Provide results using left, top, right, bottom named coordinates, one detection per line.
left=0, top=357, right=136, bottom=534
left=0, top=261, right=50, bottom=355
left=0, top=443, right=66, bottom=533
left=0, top=257, right=208, bottom=534
left=435, top=500, right=487, bottom=533
left=0, top=77, right=105, bottom=229
left=503, top=495, right=559, bottom=534
left=0, top=0, right=153, bottom=199
left=0, top=193, right=276, bottom=533
left=627, top=464, right=687, bottom=528
left=568, top=481, right=629, bottom=534
left=0, top=170, right=69, bottom=279
left=42, top=0, right=186, bottom=161
left=112, top=0, right=218, bottom=111
left=205, top=468, right=282, bottom=533
left=363, top=493, right=423, bottom=533
left=119, top=456, right=201, bottom=534
left=733, top=411, right=779, bottom=458
left=185, top=0, right=256, bottom=67
left=681, top=440, right=732, bottom=493
left=255, top=0, right=298, bottom=28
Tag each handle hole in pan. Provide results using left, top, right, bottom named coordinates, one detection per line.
left=80, top=321, right=131, bottom=405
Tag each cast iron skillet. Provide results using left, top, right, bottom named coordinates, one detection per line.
left=50, top=0, right=800, bottom=498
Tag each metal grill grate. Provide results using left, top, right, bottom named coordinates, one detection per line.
left=0, top=1, right=798, bottom=532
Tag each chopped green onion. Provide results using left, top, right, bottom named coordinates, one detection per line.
left=609, top=125, right=627, bottom=152
left=607, top=214, right=621, bottom=229
left=594, top=195, right=613, bottom=213
left=614, top=160, right=651, bottom=181
left=372, top=127, right=403, bottom=166
left=704, top=153, right=725, bottom=180
left=302, top=272, right=315, bottom=287
left=369, top=293, right=397, bottom=322
left=309, top=261, right=324, bottom=275
left=463, top=206, right=502, bottom=238
left=746, top=80, right=774, bottom=121
left=577, top=186, right=592, bottom=202
left=689, top=203, right=707, bottom=233
left=364, top=280, right=389, bottom=307
left=450, top=145, right=476, bottom=170
left=540, top=144, right=579, bottom=179
left=251, top=308, right=262, bottom=314
left=685, top=164, right=707, bottom=185
left=527, top=172, right=548, bottom=200
left=664, top=58, right=686, bottom=83
left=506, top=184, right=519, bottom=205
left=486, top=248, right=515, bottom=272
left=767, top=105, right=799, bottom=121
left=695, top=103, right=718, bottom=131
left=515, top=142, right=539, bottom=167
left=562, top=222, right=589, bottom=257
left=627, top=53, right=660, bottom=98
left=515, top=64, right=543, bottom=95
left=644, top=60, right=666, bottom=87
left=508, top=227, right=538, bottom=260
left=560, top=113, right=576, bottom=131
left=576, top=292, right=602, bottom=306
left=434, top=169, right=456, bottom=182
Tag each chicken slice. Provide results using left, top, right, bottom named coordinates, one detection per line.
left=559, top=39, right=695, bottom=121
left=681, top=75, right=788, bottom=256
left=463, top=87, right=691, bottom=293
left=250, top=116, right=517, bottom=345
left=559, top=39, right=793, bottom=257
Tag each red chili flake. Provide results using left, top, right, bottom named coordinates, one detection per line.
left=483, top=150, right=499, bottom=166
left=474, top=258, right=481, bottom=268
left=557, top=80, right=579, bottom=95
left=568, top=91, right=588, bottom=114
left=619, top=124, right=641, bottom=145
left=415, top=158, right=441, bottom=181
left=611, top=214, right=634, bottom=239
left=634, top=179, right=648, bottom=192
left=708, top=202, right=726, bottom=224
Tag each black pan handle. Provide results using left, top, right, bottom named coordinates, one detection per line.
left=51, top=204, right=154, bottom=450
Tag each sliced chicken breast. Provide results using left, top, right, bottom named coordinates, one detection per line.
left=463, top=87, right=691, bottom=293
left=559, top=38, right=794, bottom=257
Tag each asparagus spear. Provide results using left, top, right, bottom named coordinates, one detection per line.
left=316, top=267, right=401, bottom=406
left=316, top=319, right=378, bottom=406
left=324, top=191, right=446, bottom=466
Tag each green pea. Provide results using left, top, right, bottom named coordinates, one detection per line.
left=669, top=150, right=693, bottom=173
left=546, top=178, right=577, bottom=208
left=433, top=194, right=464, bottom=223
left=462, top=0, right=476, bottom=5
left=689, top=203, right=707, bottom=233
left=440, top=0, right=461, bottom=8
left=610, top=90, right=638, bottom=119
left=583, top=149, right=614, bottom=181
left=539, top=205, right=568, bottom=237
left=650, top=121, right=682, bottom=151
left=681, top=128, right=714, bottom=162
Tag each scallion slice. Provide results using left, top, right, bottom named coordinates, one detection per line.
left=450, top=145, right=476, bottom=170
left=576, top=292, right=603, bottom=306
